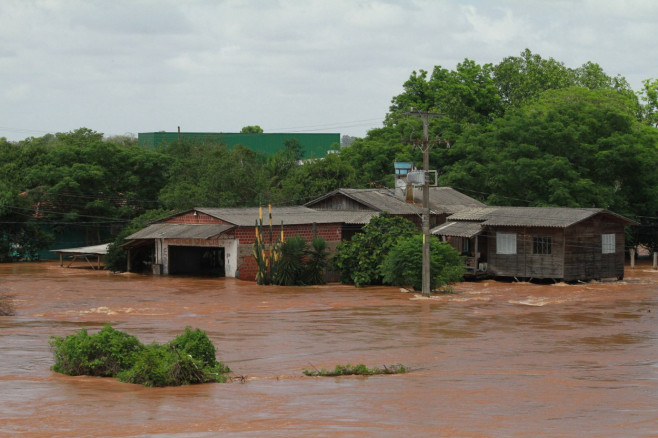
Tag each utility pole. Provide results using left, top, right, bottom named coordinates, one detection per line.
left=404, top=110, right=443, bottom=297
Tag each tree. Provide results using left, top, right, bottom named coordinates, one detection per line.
left=381, top=234, right=464, bottom=291
left=439, top=87, right=658, bottom=220
left=493, top=49, right=574, bottom=108
left=240, top=125, right=264, bottom=134
left=332, top=214, right=418, bottom=287
left=278, top=153, right=358, bottom=204
left=640, top=78, right=658, bottom=127
left=284, top=138, right=304, bottom=161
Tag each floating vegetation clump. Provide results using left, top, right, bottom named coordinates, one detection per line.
left=50, top=325, right=231, bottom=387
left=303, top=363, right=407, bottom=377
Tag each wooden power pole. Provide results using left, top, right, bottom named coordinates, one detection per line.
left=404, top=110, right=443, bottom=297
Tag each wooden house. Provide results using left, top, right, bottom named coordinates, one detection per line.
left=432, top=207, right=636, bottom=281
left=305, top=187, right=484, bottom=237
left=123, top=206, right=375, bottom=280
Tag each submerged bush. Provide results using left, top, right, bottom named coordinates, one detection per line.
left=50, top=324, right=144, bottom=377
left=303, top=363, right=407, bottom=377
left=50, top=325, right=230, bottom=386
left=380, top=234, right=464, bottom=292
left=118, top=342, right=230, bottom=387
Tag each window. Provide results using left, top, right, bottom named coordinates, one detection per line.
left=532, top=236, right=552, bottom=254
left=496, top=232, right=517, bottom=254
left=602, top=234, right=615, bottom=254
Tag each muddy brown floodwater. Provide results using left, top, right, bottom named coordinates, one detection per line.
left=0, top=261, right=657, bottom=437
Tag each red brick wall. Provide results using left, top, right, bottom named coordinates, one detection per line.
left=236, top=223, right=343, bottom=281
left=236, top=223, right=342, bottom=245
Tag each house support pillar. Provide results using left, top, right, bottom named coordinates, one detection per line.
left=630, top=247, right=635, bottom=268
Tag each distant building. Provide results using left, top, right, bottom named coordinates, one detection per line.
left=137, top=132, right=340, bottom=160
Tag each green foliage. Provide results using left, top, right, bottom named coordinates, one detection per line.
left=278, top=153, right=358, bottom=204
left=439, top=87, right=658, bottom=220
left=253, top=207, right=283, bottom=285
left=253, top=206, right=329, bottom=286
left=274, top=236, right=308, bottom=286
left=304, top=237, right=329, bottom=285
left=332, top=214, right=418, bottom=287
left=303, top=363, right=407, bottom=377
left=49, top=324, right=144, bottom=377
left=381, top=235, right=464, bottom=292
left=240, top=125, right=264, bottom=133
left=120, top=328, right=230, bottom=387
left=50, top=325, right=230, bottom=387
left=170, top=327, right=219, bottom=368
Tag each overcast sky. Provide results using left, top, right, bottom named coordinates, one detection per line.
left=1, top=0, right=656, bottom=142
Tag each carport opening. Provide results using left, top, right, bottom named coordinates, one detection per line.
left=168, top=246, right=225, bottom=276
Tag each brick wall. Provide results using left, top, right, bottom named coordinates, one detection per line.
left=236, top=223, right=343, bottom=281
left=236, top=223, right=342, bottom=245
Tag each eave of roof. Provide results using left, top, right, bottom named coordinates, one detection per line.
left=51, top=243, right=111, bottom=255
left=431, top=221, right=483, bottom=238
left=126, top=223, right=234, bottom=240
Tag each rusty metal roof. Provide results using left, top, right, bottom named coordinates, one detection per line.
left=126, top=223, right=234, bottom=240
left=448, top=207, right=636, bottom=228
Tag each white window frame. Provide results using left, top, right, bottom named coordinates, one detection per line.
left=496, top=232, right=517, bottom=255
left=602, top=233, right=615, bottom=254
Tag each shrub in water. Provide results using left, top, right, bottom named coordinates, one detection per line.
left=50, top=325, right=230, bottom=386
left=118, top=341, right=230, bottom=387
left=170, top=327, right=218, bottom=367
left=50, top=324, right=144, bottom=377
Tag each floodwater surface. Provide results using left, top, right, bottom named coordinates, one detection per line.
left=0, top=261, right=657, bottom=437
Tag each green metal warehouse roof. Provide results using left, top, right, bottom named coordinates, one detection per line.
left=138, top=132, right=340, bottom=159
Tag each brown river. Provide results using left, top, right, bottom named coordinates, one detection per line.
left=1, top=261, right=657, bottom=437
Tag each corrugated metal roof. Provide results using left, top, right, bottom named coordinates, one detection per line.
left=431, top=221, right=483, bottom=238
left=448, top=207, right=636, bottom=228
left=126, top=223, right=233, bottom=240
left=306, top=188, right=424, bottom=215
left=51, top=244, right=110, bottom=255
left=196, top=206, right=377, bottom=226
left=413, top=186, right=486, bottom=214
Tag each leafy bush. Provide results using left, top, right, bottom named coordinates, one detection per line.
left=50, top=325, right=230, bottom=386
left=303, top=363, right=407, bottom=376
left=304, top=237, right=329, bottom=285
left=170, top=327, right=219, bottom=368
left=118, top=343, right=230, bottom=387
left=274, top=236, right=307, bottom=286
left=380, top=234, right=464, bottom=292
left=50, top=324, right=144, bottom=377
left=332, top=214, right=418, bottom=286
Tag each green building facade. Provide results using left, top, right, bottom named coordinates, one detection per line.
left=138, top=132, right=340, bottom=160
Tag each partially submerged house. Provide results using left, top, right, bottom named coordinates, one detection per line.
left=122, top=206, right=376, bottom=280
left=432, top=207, right=636, bottom=281
left=122, top=186, right=489, bottom=280
left=305, top=186, right=484, bottom=235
